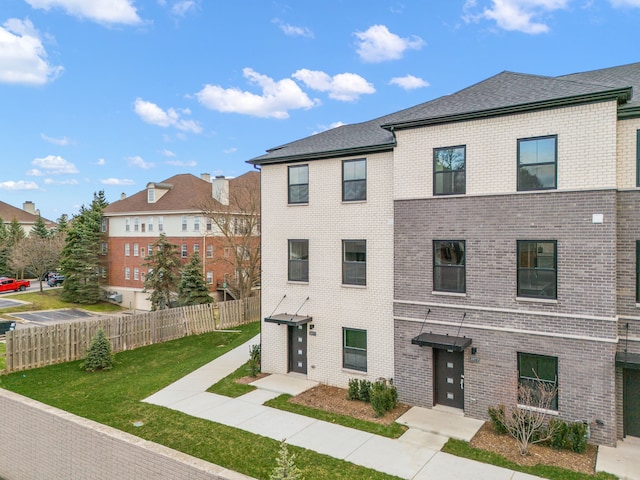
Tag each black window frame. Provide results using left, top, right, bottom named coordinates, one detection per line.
left=433, top=145, right=466, bottom=195
left=288, top=239, right=309, bottom=282
left=342, top=158, right=367, bottom=202
left=517, top=135, right=557, bottom=191
left=517, top=352, right=558, bottom=411
left=517, top=240, right=557, bottom=299
left=288, top=164, right=309, bottom=204
left=342, top=240, right=366, bottom=286
left=433, top=240, right=466, bottom=293
left=636, top=241, right=640, bottom=303
left=343, top=327, right=367, bottom=372
left=636, top=130, right=640, bottom=187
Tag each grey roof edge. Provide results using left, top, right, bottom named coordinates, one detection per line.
left=381, top=87, right=633, bottom=131
left=248, top=142, right=396, bottom=165
left=618, top=105, right=640, bottom=120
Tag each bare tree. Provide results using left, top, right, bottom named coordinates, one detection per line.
left=9, top=234, right=65, bottom=292
left=197, top=173, right=260, bottom=300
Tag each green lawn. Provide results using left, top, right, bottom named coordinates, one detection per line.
left=207, top=360, right=258, bottom=398
left=1, top=290, right=124, bottom=319
left=0, top=322, right=399, bottom=480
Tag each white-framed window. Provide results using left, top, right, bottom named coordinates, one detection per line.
left=100, top=242, right=108, bottom=255
left=133, top=243, right=139, bottom=257
left=101, top=217, right=108, bottom=232
left=125, top=217, right=130, bottom=232
left=182, top=216, right=188, bottom=232
left=134, top=268, right=139, bottom=281
left=194, top=216, right=200, bottom=232
left=125, top=267, right=131, bottom=280
left=148, top=216, right=154, bottom=232
left=206, top=271, right=213, bottom=284
left=206, top=218, right=213, bottom=231
left=134, top=217, right=139, bottom=232
left=194, top=243, right=200, bottom=254
left=181, top=244, right=188, bottom=258
left=206, top=244, right=213, bottom=258
left=147, top=188, right=155, bottom=203
left=158, top=216, right=164, bottom=232
left=125, top=243, right=130, bottom=256
left=141, top=247, right=145, bottom=258
left=148, top=244, right=153, bottom=255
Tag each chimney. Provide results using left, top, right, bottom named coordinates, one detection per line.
left=212, top=175, right=229, bottom=205
left=23, top=201, right=36, bottom=215
left=200, top=173, right=211, bottom=183
left=121, top=193, right=127, bottom=200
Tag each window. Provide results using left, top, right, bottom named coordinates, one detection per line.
left=517, top=353, right=558, bottom=410
left=101, top=218, right=108, bottom=232
left=125, top=218, right=130, bottom=232
left=158, top=216, right=164, bottom=232
left=148, top=244, right=153, bottom=255
left=433, top=240, right=466, bottom=293
left=134, top=217, right=139, bottom=232
left=148, top=217, right=154, bottom=232
left=206, top=271, right=213, bottom=284
left=434, top=146, right=466, bottom=195
left=182, top=216, right=188, bottom=232
left=342, top=240, right=366, bottom=285
left=206, top=219, right=213, bottom=231
left=125, top=267, right=131, bottom=280
left=206, top=244, right=213, bottom=258
left=517, top=240, right=557, bottom=299
left=288, top=240, right=309, bottom=282
left=288, top=164, right=309, bottom=204
left=517, top=135, right=557, bottom=191
left=343, top=159, right=366, bottom=201
left=636, top=241, right=640, bottom=303
left=636, top=130, right=640, bottom=187
left=194, top=217, right=201, bottom=232
left=181, top=244, right=188, bottom=258
left=134, top=268, right=139, bottom=281
left=141, top=247, right=145, bottom=257
left=101, top=267, right=107, bottom=279
left=124, top=243, right=130, bottom=256
left=100, top=242, right=108, bottom=255
left=193, top=243, right=199, bottom=254
left=343, top=328, right=367, bottom=372
left=148, top=188, right=155, bottom=203
left=133, top=243, right=139, bottom=257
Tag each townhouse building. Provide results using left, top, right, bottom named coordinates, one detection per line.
left=250, top=62, right=640, bottom=446
left=102, top=171, right=259, bottom=310
left=0, top=200, right=56, bottom=234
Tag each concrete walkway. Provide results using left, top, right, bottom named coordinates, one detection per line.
left=144, top=335, right=564, bottom=479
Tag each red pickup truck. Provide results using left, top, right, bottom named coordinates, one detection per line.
left=0, top=277, right=30, bottom=292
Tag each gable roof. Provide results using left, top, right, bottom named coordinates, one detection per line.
left=249, top=62, right=640, bottom=166
left=0, top=200, right=55, bottom=227
left=103, top=172, right=260, bottom=215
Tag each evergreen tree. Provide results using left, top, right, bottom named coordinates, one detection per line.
left=54, top=214, right=69, bottom=236
left=82, top=329, right=114, bottom=372
left=178, top=253, right=213, bottom=306
left=143, top=233, right=181, bottom=310
left=7, top=218, right=25, bottom=246
left=59, top=193, right=108, bottom=304
left=0, top=218, right=9, bottom=276
left=270, top=440, right=303, bottom=480
left=31, top=215, right=50, bottom=239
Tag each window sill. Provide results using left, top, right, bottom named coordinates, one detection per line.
left=516, top=296, right=558, bottom=305
left=288, top=203, right=309, bottom=206
left=342, top=368, right=368, bottom=375
left=432, top=291, right=467, bottom=297
left=341, top=200, right=367, bottom=204
left=341, top=284, right=367, bottom=289
left=287, top=280, right=309, bottom=285
left=517, top=404, right=559, bottom=416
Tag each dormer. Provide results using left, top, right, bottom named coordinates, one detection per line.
left=146, top=182, right=172, bottom=203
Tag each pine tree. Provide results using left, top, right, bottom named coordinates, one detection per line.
left=54, top=214, right=69, bottom=235
left=270, top=440, right=303, bottom=480
left=178, top=253, right=213, bottom=306
left=31, top=215, right=50, bottom=239
left=143, top=233, right=181, bottom=310
left=83, top=329, right=113, bottom=371
left=7, top=218, right=25, bottom=246
left=0, top=218, right=9, bottom=276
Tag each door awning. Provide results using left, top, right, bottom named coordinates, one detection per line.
left=411, top=332, right=472, bottom=351
left=264, top=313, right=312, bottom=327
left=616, top=351, right=640, bottom=370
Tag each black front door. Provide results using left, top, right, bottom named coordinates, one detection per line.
left=434, top=349, right=464, bottom=409
left=623, top=369, right=640, bottom=437
left=288, top=324, right=307, bottom=374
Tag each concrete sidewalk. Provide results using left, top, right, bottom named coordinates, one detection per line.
left=143, top=335, right=541, bottom=479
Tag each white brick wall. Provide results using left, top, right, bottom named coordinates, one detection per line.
left=393, top=101, right=619, bottom=199
left=261, top=152, right=395, bottom=387
left=617, top=117, right=640, bottom=189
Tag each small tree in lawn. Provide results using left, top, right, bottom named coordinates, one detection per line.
left=83, top=329, right=113, bottom=372
left=178, top=253, right=213, bottom=306
left=143, top=233, right=181, bottom=310
left=270, top=439, right=303, bottom=480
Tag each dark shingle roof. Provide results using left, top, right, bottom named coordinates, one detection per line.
left=249, top=62, right=640, bottom=166
left=0, top=201, right=55, bottom=227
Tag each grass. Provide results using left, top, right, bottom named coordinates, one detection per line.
left=264, top=394, right=408, bottom=439
left=0, top=290, right=124, bottom=319
left=0, top=322, right=399, bottom=480
left=442, top=438, right=618, bottom=480
left=0, top=342, right=5, bottom=370
left=206, top=360, right=257, bottom=398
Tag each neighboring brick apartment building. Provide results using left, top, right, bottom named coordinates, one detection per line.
left=102, top=172, right=259, bottom=310
left=249, top=62, right=640, bottom=446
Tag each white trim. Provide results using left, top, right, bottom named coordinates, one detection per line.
left=517, top=404, right=559, bottom=416
left=432, top=291, right=467, bottom=298
left=516, top=296, right=558, bottom=305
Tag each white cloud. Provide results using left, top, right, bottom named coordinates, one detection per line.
left=127, top=155, right=154, bottom=169
left=170, top=1, right=197, bottom=16
left=160, top=148, right=176, bottom=157
left=166, top=159, right=196, bottom=166
left=0, top=180, right=39, bottom=190
left=41, top=133, right=71, bottom=145
left=292, top=69, right=375, bottom=102
left=389, top=74, right=430, bottom=90
left=44, top=178, right=78, bottom=185
left=0, top=18, right=63, bottom=85
left=100, top=178, right=135, bottom=185
left=273, top=18, right=314, bottom=38
left=134, top=98, right=203, bottom=133
left=464, top=0, right=569, bottom=34
left=354, top=25, right=425, bottom=63
left=31, top=154, right=79, bottom=174
left=195, top=68, right=318, bottom=119
left=312, top=121, right=346, bottom=135
left=25, top=0, right=142, bottom=26
left=610, top=0, right=640, bottom=5
left=96, top=158, right=106, bottom=165
left=224, top=147, right=237, bottom=154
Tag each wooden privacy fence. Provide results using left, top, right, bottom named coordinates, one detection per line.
left=3, top=295, right=260, bottom=373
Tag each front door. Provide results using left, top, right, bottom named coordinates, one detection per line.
left=288, top=324, right=307, bottom=374
left=434, top=349, right=464, bottom=409
left=623, top=369, right=640, bottom=437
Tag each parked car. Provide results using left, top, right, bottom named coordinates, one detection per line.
left=47, top=275, right=65, bottom=287
left=0, top=277, right=30, bottom=292
left=42, top=271, right=59, bottom=281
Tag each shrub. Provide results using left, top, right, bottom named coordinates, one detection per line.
left=248, top=344, right=261, bottom=377
left=370, top=380, right=398, bottom=417
left=488, top=405, right=508, bottom=435
left=347, top=378, right=359, bottom=401
left=549, top=418, right=570, bottom=450
left=270, top=439, right=303, bottom=480
left=358, top=379, right=372, bottom=402
left=82, top=329, right=113, bottom=372
left=569, top=422, right=588, bottom=453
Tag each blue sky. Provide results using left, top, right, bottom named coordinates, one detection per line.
left=1, top=0, right=639, bottom=221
